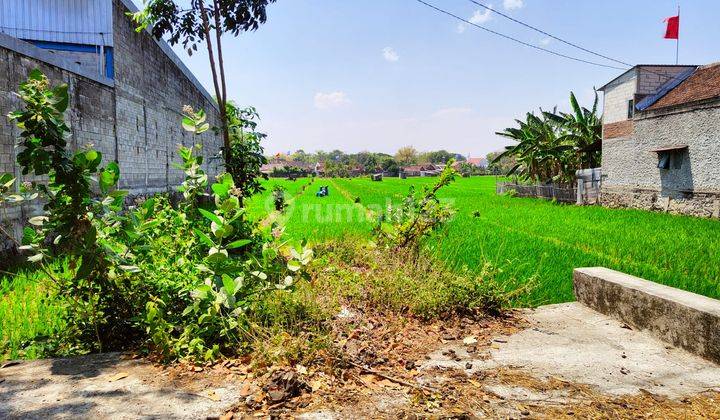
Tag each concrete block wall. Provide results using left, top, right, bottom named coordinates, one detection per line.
left=112, top=0, right=222, bottom=194
left=602, top=71, right=636, bottom=124
left=0, top=1, right=222, bottom=249
left=0, top=44, right=116, bottom=247
left=636, top=66, right=695, bottom=95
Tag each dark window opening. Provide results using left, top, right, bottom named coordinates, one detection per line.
left=627, top=99, right=635, bottom=119
left=657, top=150, right=683, bottom=170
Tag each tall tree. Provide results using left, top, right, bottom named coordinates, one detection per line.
left=395, top=146, right=418, bottom=166
left=492, top=91, right=601, bottom=185
left=130, top=0, right=277, bottom=165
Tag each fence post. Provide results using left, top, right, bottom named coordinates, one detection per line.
left=577, top=178, right=584, bottom=205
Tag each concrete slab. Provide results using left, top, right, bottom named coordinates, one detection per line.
left=0, top=352, right=240, bottom=419
left=421, top=303, right=720, bottom=397
left=574, top=267, right=720, bottom=363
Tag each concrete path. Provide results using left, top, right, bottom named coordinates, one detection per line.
left=0, top=352, right=240, bottom=419
left=2, top=303, right=719, bottom=418
left=422, top=302, right=720, bottom=398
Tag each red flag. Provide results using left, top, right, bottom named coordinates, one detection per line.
left=664, top=15, right=679, bottom=39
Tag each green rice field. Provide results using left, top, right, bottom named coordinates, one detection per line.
left=3, top=175, right=719, bottom=359
left=250, top=175, right=720, bottom=306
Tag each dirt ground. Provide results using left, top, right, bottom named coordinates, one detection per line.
left=2, top=303, right=720, bottom=419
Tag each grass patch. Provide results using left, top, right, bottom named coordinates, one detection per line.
left=0, top=263, right=67, bottom=360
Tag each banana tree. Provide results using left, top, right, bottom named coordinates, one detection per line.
left=544, top=91, right=602, bottom=169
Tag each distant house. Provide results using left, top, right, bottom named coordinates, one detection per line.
left=401, top=164, right=441, bottom=177
left=261, top=160, right=313, bottom=176
left=466, top=157, right=488, bottom=168
left=598, top=63, right=720, bottom=218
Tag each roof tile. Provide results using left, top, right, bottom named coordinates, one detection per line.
left=648, top=63, right=720, bottom=110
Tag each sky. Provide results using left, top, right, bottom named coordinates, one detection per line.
left=134, top=0, right=720, bottom=158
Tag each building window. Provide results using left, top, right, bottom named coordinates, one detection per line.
left=654, top=146, right=687, bottom=170
left=627, top=99, right=635, bottom=119
left=657, top=151, right=672, bottom=169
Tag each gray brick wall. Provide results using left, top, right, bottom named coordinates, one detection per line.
left=0, top=1, right=222, bottom=249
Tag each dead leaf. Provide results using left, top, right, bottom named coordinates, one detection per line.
left=193, top=366, right=204, bottom=372
left=310, top=380, right=324, bottom=392
left=296, top=364, right=308, bottom=375
left=206, top=390, right=221, bottom=401
left=108, top=372, right=128, bottom=382
left=378, top=378, right=401, bottom=389
left=220, top=413, right=233, bottom=420
left=463, top=336, right=478, bottom=345
left=239, top=381, right=253, bottom=397
left=468, top=379, right=482, bottom=388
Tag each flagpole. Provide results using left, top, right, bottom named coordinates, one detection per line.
left=676, top=5, right=680, bottom=64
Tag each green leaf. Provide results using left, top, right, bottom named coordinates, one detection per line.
left=196, top=123, right=209, bottom=134
left=287, top=260, right=302, bottom=272
left=99, top=162, right=121, bottom=194
left=193, top=228, right=215, bottom=247
left=211, top=182, right=230, bottom=198
left=207, top=247, right=228, bottom=263
left=198, top=208, right=223, bottom=225
left=226, top=239, right=251, bottom=250
left=28, top=69, right=44, bottom=81
left=221, top=275, right=237, bottom=297
left=85, top=149, right=99, bottom=163
left=182, top=117, right=196, bottom=132
left=0, top=173, right=15, bottom=189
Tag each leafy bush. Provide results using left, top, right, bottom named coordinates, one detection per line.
left=272, top=185, right=287, bottom=212
left=6, top=70, right=315, bottom=361
left=375, top=162, right=457, bottom=254
left=224, top=103, right=269, bottom=202
left=9, top=70, right=135, bottom=351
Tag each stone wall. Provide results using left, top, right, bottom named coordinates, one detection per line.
left=0, top=1, right=222, bottom=249
left=600, top=102, right=720, bottom=219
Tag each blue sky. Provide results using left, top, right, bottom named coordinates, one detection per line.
left=139, top=0, right=720, bottom=157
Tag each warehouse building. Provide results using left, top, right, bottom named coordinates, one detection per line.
left=0, top=0, right=222, bottom=247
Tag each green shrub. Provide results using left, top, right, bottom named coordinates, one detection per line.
left=272, top=184, right=287, bottom=212
left=309, top=241, right=526, bottom=319
left=375, top=162, right=456, bottom=256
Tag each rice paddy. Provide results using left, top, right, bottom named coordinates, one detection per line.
left=252, top=176, right=720, bottom=306
left=3, top=175, right=720, bottom=359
